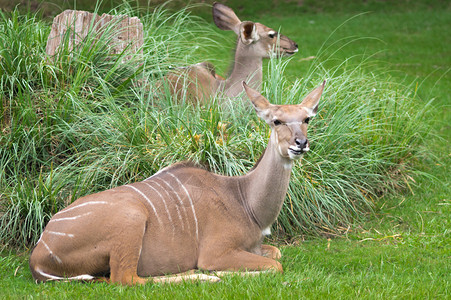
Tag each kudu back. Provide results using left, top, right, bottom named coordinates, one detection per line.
left=160, top=3, right=298, bottom=103
left=29, top=81, right=325, bottom=285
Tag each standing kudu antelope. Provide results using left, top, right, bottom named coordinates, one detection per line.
left=161, top=2, right=298, bottom=103
left=29, top=81, right=325, bottom=285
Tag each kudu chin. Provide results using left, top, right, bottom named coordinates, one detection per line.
left=159, top=3, right=298, bottom=103
left=29, top=81, right=325, bottom=285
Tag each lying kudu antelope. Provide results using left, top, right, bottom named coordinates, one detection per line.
left=29, top=80, right=325, bottom=285
left=160, top=2, right=298, bottom=103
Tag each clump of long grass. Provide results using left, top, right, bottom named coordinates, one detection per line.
left=0, top=4, right=221, bottom=248
left=0, top=4, right=433, bottom=248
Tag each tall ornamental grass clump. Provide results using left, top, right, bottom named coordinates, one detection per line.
left=0, top=4, right=221, bottom=248
left=0, top=5, right=432, bottom=248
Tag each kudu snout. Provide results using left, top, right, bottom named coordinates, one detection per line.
left=280, top=34, right=298, bottom=54
left=295, top=138, right=309, bottom=151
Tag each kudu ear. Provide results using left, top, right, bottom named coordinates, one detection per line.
left=299, top=80, right=326, bottom=117
left=212, top=2, right=242, bottom=35
left=240, top=21, right=259, bottom=45
left=242, top=82, right=272, bottom=122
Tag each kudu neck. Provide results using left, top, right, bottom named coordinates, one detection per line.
left=224, top=42, right=263, bottom=97
left=239, top=131, right=293, bottom=230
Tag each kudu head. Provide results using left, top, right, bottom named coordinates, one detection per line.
left=212, top=3, right=298, bottom=58
left=243, top=81, right=325, bottom=160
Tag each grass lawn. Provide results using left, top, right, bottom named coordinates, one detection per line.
left=0, top=0, right=450, bottom=298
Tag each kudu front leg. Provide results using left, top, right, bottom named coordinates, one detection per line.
left=261, top=244, right=282, bottom=260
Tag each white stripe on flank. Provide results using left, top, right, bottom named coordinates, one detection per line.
left=168, top=172, right=199, bottom=241
left=49, top=211, right=92, bottom=223
left=55, top=201, right=110, bottom=216
left=50, top=212, right=92, bottom=223
left=143, top=182, right=175, bottom=235
left=36, top=267, right=64, bottom=280
left=37, top=232, right=43, bottom=245
left=144, top=165, right=172, bottom=181
left=41, top=240, right=62, bottom=264
left=152, top=180, right=184, bottom=230
left=157, top=178, right=190, bottom=232
left=36, top=267, right=94, bottom=281
left=47, top=231, right=75, bottom=238
left=124, top=185, right=162, bottom=226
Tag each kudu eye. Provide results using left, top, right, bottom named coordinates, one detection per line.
left=273, top=119, right=282, bottom=126
left=304, top=117, right=310, bottom=124
left=268, top=31, right=278, bottom=39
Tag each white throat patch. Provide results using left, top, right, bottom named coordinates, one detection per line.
left=262, top=227, right=271, bottom=236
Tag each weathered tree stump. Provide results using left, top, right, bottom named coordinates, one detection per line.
left=46, top=10, right=143, bottom=60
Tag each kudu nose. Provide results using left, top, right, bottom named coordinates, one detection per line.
left=294, top=43, right=298, bottom=49
left=295, top=138, right=308, bottom=149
